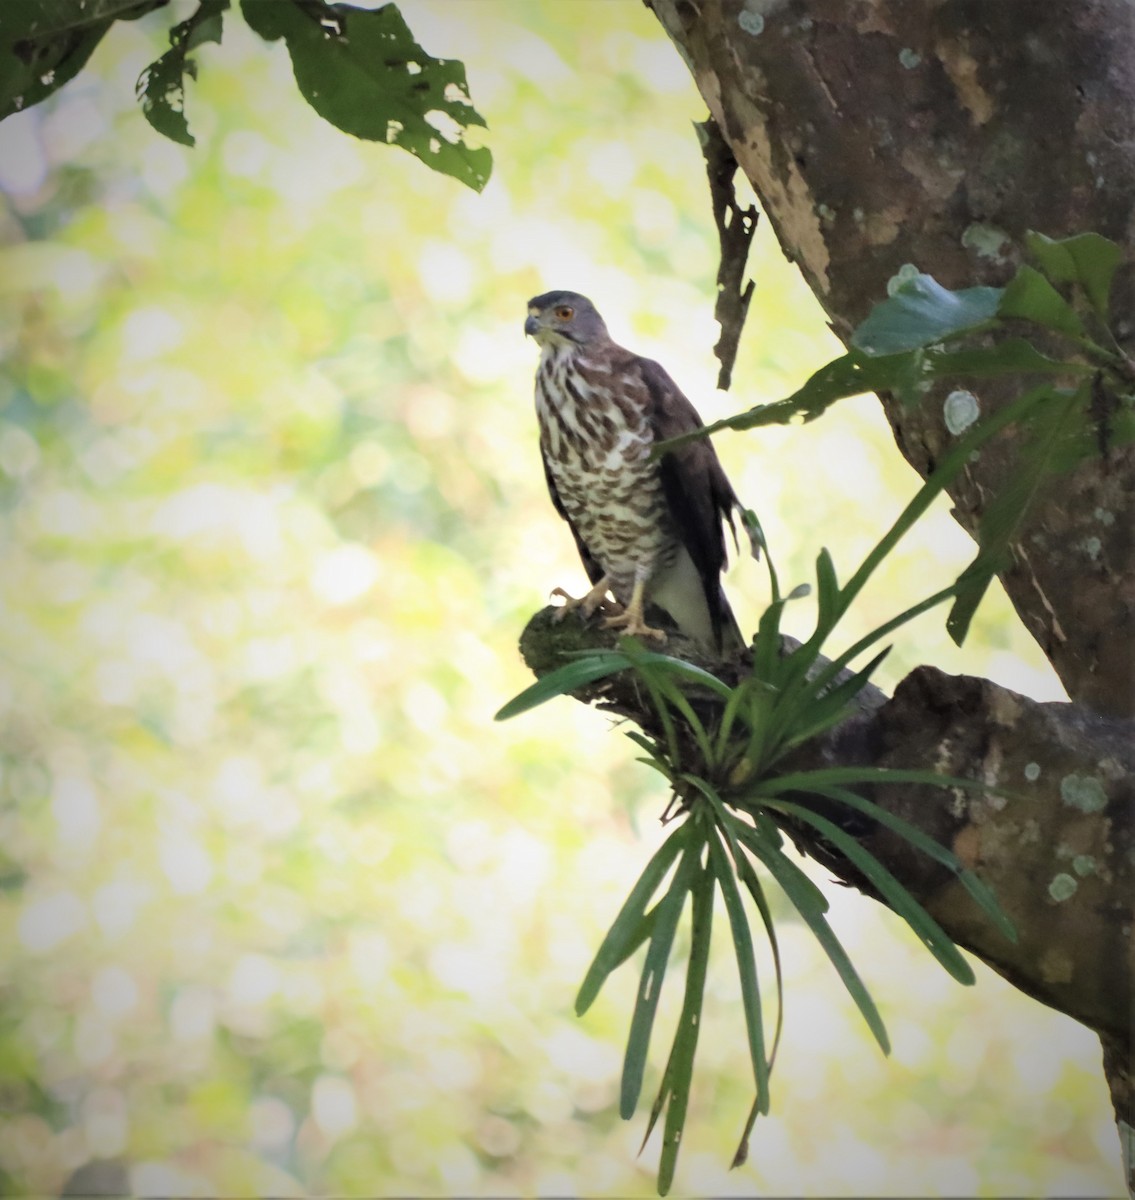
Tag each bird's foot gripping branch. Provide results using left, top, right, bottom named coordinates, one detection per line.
left=499, top=232, right=1133, bottom=1195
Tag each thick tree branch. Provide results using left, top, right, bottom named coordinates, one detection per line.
left=519, top=609, right=1134, bottom=1139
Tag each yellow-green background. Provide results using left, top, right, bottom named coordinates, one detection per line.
left=0, top=1, right=1121, bottom=1194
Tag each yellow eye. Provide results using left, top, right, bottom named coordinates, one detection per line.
left=554, top=305, right=574, bottom=321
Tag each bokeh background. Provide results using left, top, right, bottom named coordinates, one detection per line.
left=0, top=1, right=1122, bottom=1195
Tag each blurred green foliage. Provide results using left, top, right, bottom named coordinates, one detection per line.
left=0, top=1, right=1122, bottom=1195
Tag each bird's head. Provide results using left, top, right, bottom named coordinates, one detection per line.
left=524, top=291, right=609, bottom=349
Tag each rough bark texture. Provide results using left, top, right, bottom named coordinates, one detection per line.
left=647, top=0, right=1135, bottom=718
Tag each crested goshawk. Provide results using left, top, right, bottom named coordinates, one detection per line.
left=525, top=290, right=752, bottom=656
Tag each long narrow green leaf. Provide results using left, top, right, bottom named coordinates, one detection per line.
left=805, top=585, right=957, bottom=703
left=625, top=730, right=674, bottom=784
left=576, top=821, right=691, bottom=1016
left=617, top=646, right=734, bottom=699
left=631, top=656, right=717, bottom=769
left=774, top=779, right=1017, bottom=943
left=768, top=800, right=974, bottom=984
left=732, top=845, right=784, bottom=1066
left=656, top=348, right=929, bottom=445
left=759, top=381, right=1057, bottom=718
left=707, top=830, right=769, bottom=1112
left=656, top=862, right=715, bottom=1196
left=742, top=814, right=829, bottom=914
left=624, top=730, right=663, bottom=758
left=713, top=676, right=763, bottom=764
left=814, top=548, right=840, bottom=635
left=620, top=833, right=701, bottom=1119
left=728, top=842, right=785, bottom=1170
left=927, top=337, right=1093, bottom=378
left=947, top=383, right=1085, bottom=645
left=770, top=645, right=891, bottom=759
left=832, top=383, right=1055, bottom=630
left=738, top=821, right=890, bottom=1053
left=624, top=658, right=685, bottom=772
left=494, top=651, right=630, bottom=720
left=751, top=764, right=1010, bottom=795
left=639, top=1039, right=678, bottom=1166
left=751, top=596, right=788, bottom=683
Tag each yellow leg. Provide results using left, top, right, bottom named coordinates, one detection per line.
left=550, top=576, right=618, bottom=623
left=601, top=576, right=667, bottom=642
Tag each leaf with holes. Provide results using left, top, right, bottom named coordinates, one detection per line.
left=136, top=0, right=227, bottom=147
left=240, top=0, right=490, bottom=190
left=653, top=860, right=714, bottom=1195
left=576, top=821, right=692, bottom=1017
left=0, top=0, right=168, bottom=122
left=619, top=834, right=700, bottom=1119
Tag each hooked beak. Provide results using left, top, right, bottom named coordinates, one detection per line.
left=524, top=314, right=541, bottom=337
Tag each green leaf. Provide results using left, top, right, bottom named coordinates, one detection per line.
left=724, top=840, right=777, bottom=1166
left=851, top=273, right=1002, bottom=356
left=624, top=730, right=672, bottom=782
left=730, top=836, right=784, bottom=1066
left=707, top=830, right=770, bottom=1112
left=777, top=645, right=890, bottom=754
left=620, top=833, right=700, bottom=1119
left=655, top=862, right=714, bottom=1196
left=813, top=379, right=1059, bottom=658
left=136, top=0, right=228, bottom=147
left=738, top=821, right=890, bottom=1053
left=1025, top=231, right=1123, bottom=320
left=494, top=650, right=630, bottom=720
left=805, top=584, right=957, bottom=705
left=0, top=0, right=167, bottom=122
left=769, top=799, right=975, bottom=984
left=240, top=0, right=491, bottom=191
left=998, top=265, right=1086, bottom=337
left=787, top=780, right=1017, bottom=944
left=576, top=821, right=691, bottom=1016
left=814, top=549, right=839, bottom=635
left=757, top=762, right=1018, bottom=800
left=614, top=645, right=733, bottom=700
left=751, top=595, right=787, bottom=683
left=947, top=383, right=1086, bottom=645
left=656, top=348, right=928, bottom=447
left=927, top=337, right=1093, bottom=378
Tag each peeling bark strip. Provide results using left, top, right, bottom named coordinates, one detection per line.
left=647, top=0, right=1135, bottom=717
left=698, top=117, right=758, bottom=390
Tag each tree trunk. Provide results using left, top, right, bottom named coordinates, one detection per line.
left=532, top=0, right=1135, bottom=1185
left=648, top=0, right=1135, bottom=719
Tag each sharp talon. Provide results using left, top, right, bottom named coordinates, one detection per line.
left=601, top=612, right=668, bottom=642
left=549, top=579, right=614, bottom=622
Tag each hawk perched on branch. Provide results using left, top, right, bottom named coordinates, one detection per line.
left=525, top=290, right=753, bottom=656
